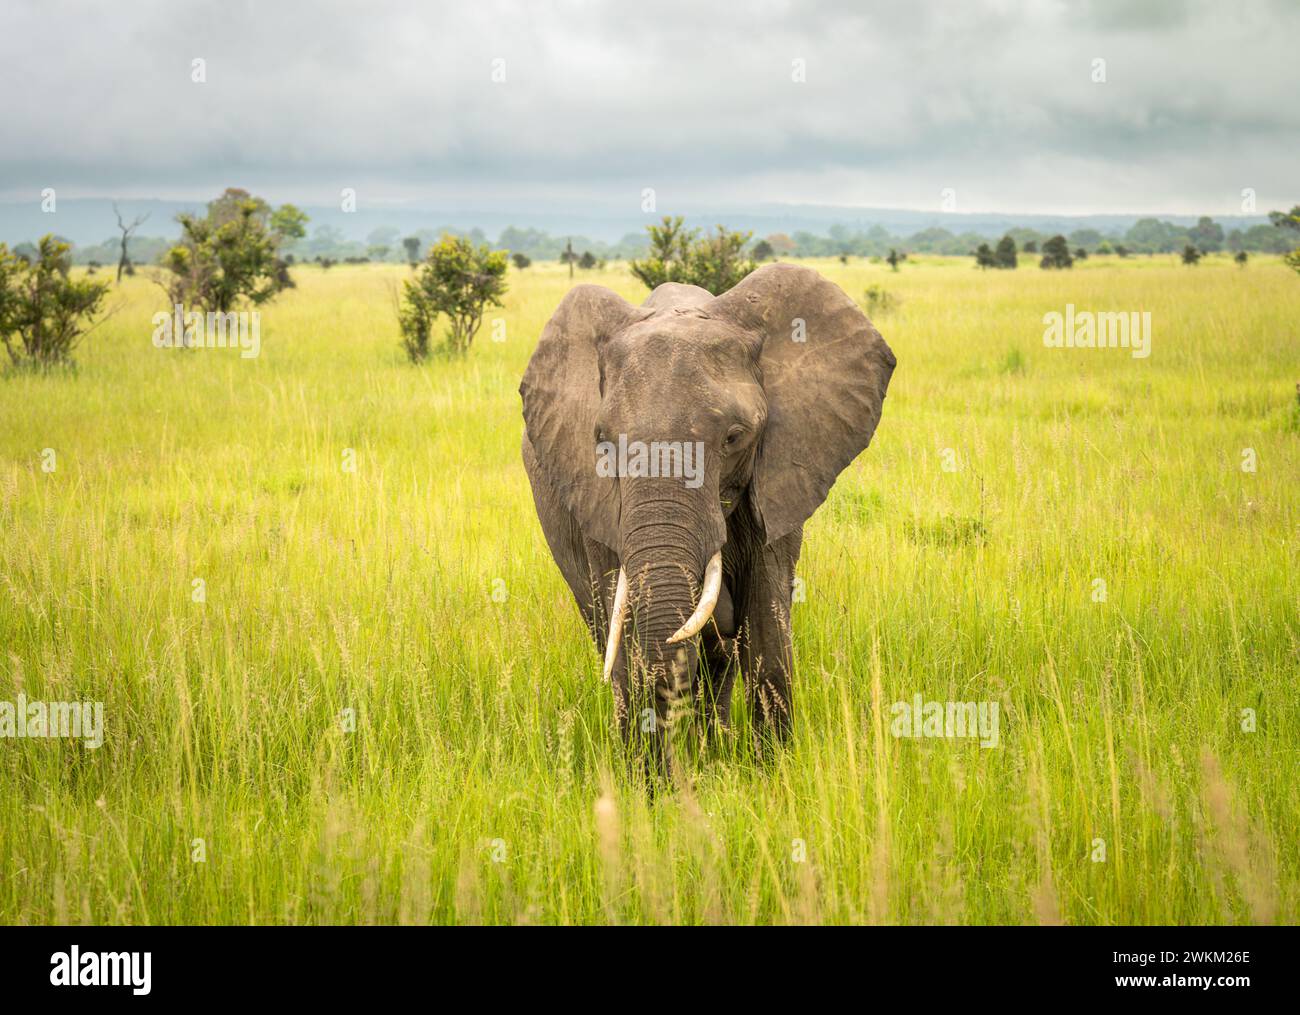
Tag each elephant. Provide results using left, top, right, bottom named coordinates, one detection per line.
left=519, top=263, right=895, bottom=772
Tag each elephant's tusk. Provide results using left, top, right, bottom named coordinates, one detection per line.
left=601, top=568, right=628, bottom=682
left=666, top=551, right=723, bottom=645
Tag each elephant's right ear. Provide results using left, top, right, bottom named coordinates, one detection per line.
left=520, top=285, right=647, bottom=551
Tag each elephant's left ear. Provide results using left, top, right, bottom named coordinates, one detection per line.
left=710, top=263, right=896, bottom=545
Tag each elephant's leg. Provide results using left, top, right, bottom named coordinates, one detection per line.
left=696, top=579, right=739, bottom=738
left=737, top=527, right=802, bottom=748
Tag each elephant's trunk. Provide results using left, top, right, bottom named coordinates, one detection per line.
left=614, top=479, right=717, bottom=747
left=602, top=551, right=719, bottom=682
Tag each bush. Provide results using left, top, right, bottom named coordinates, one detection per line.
left=0, top=236, right=109, bottom=369
left=863, top=285, right=900, bottom=317
left=995, top=236, right=1017, bottom=269
left=162, top=189, right=304, bottom=314
left=398, top=233, right=508, bottom=361
left=629, top=216, right=757, bottom=295
left=1040, top=235, right=1073, bottom=269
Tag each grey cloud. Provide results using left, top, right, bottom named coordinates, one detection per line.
left=1, top=0, right=1295, bottom=214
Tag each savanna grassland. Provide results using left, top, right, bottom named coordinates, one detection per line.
left=1, top=254, right=1296, bottom=925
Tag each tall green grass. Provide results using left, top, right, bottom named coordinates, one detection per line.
left=1, top=254, right=1295, bottom=924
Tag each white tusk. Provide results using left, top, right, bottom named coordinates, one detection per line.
left=666, top=551, right=723, bottom=645
left=601, top=568, right=628, bottom=682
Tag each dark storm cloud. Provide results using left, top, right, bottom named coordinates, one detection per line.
left=1, top=0, right=1296, bottom=213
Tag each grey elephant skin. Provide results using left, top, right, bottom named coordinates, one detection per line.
left=519, top=263, right=895, bottom=770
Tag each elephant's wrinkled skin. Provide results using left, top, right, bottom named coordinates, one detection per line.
left=520, top=263, right=895, bottom=771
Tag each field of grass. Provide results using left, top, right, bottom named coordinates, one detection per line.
left=1, top=253, right=1296, bottom=924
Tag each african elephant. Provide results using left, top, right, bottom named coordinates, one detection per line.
left=520, top=263, right=895, bottom=771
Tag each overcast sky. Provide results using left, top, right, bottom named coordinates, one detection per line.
left=2, top=0, right=1296, bottom=215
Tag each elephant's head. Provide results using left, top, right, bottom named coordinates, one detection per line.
left=520, top=264, right=895, bottom=722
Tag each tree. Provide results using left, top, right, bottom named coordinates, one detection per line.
left=402, top=236, right=422, bottom=264
left=628, top=216, right=691, bottom=287
left=1067, top=229, right=1103, bottom=251
left=1115, top=244, right=1130, bottom=258
left=752, top=239, right=774, bottom=261
left=886, top=249, right=902, bottom=271
left=398, top=233, right=508, bottom=361
left=269, top=204, right=308, bottom=244
left=1180, top=244, right=1202, bottom=266
left=161, top=189, right=304, bottom=314
left=578, top=250, right=596, bottom=270
left=683, top=225, right=757, bottom=294
left=766, top=233, right=797, bottom=256
left=973, top=243, right=997, bottom=270
left=560, top=238, right=578, bottom=279
left=0, top=235, right=110, bottom=368
left=1269, top=205, right=1300, bottom=275
left=1124, top=218, right=1189, bottom=254
left=1234, top=250, right=1249, bottom=267
left=629, top=217, right=756, bottom=295
left=511, top=252, right=531, bottom=270
left=1040, top=235, right=1073, bottom=269
left=112, top=203, right=149, bottom=283
left=1188, top=216, right=1224, bottom=253
left=1074, top=247, right=1089, bottom=261
left=995, top=235, right=1017, bottom=269
left=367, top=226, right=400, bottom=252
left=1023, top=240, right=1038, bottom=253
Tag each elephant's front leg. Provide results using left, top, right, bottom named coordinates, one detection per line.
left=738, top=528, right=802, bottom=747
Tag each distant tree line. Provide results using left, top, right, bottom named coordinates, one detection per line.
left=11, top=211, right=1299, bottom=270
left=775, top=215, right=1296, bottom=259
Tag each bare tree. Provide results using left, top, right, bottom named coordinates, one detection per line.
left=113, top=202, right=149, bottom=283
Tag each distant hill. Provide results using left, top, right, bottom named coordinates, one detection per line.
left=0, top=197, right=1276, bottom=250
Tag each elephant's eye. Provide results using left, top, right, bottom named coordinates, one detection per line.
left=723, top=426, right=745, bottom=449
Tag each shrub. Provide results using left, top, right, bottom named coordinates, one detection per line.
left=995, top=236, right=1018, bottom=269
left=162, top=189, right=304, bottom=314
left=1269, top=205, right=1300, bottom=275
left=0, top=236, right=110, bottom=369
left=1040, top=235, right=1073, bottom=269
left=863, top=285, right=900, bottom=317
left=398, top=233, right=508, bottom=361
left=629, top=216, right=757, bottom=295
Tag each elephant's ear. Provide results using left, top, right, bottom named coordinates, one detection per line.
left=710, top=263, right=896, bottom=545
left=520, top=284, right=649, bottom=551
